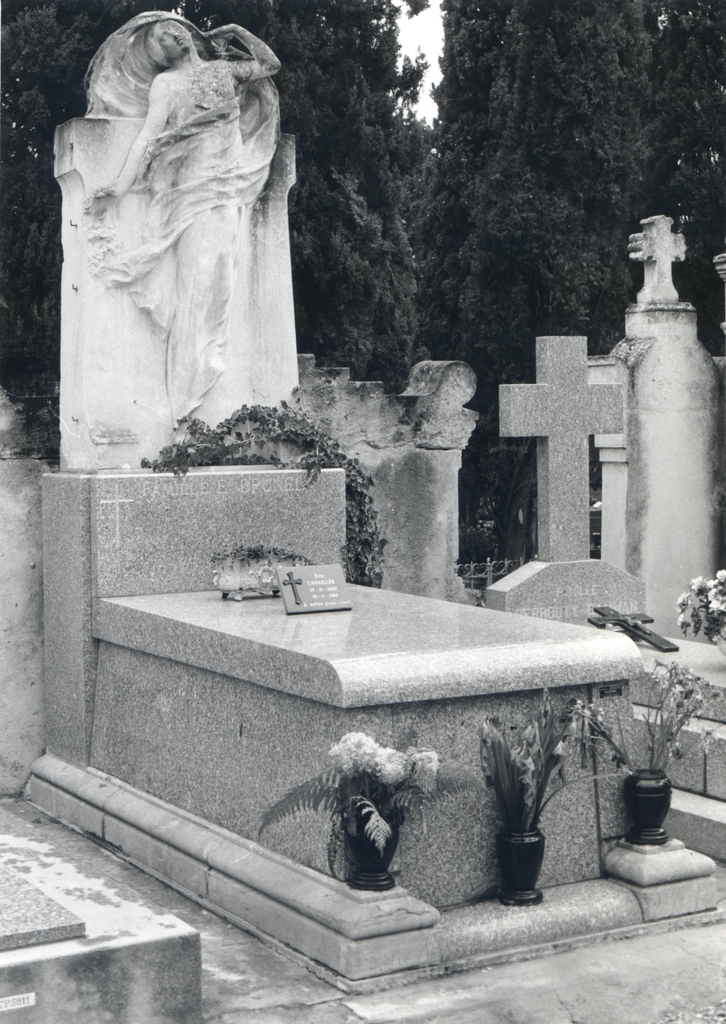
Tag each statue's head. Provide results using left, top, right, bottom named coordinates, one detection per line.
left=147, top=20, right=194, bottom=68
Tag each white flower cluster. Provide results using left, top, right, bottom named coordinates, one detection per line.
left=327, top=732, right=439, bottom=788
left=678, top=570, right=726, bottom=641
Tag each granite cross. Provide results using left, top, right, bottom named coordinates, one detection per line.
left=499, top=336, right=623, bottom=562
left=628, top=215, right=686, bottom=304
left=282, top=571, right=303, bottom=605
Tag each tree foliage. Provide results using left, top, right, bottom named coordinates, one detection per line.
left=415, top=0, right=726, bottom=561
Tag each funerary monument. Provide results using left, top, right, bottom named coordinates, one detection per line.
left=10, top=13, right=719, bottom=1012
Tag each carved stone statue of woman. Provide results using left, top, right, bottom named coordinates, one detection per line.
left=84, top=12, right=280, bottom=424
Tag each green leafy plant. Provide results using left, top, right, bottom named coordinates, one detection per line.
left=479, top=689, right=571, bottom=833
left=258, top=732, right=470, bottom=875
left=569, top=661, right=705, bottom=773
left=678, top=572, right=726, bottom=644
left=141, top=403, right=385, bottom=587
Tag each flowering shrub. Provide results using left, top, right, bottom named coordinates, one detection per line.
left=479, top=689, right=570, bottom=833
left=569, top=661, right=705, bottom=773
left=259, top=732, right=467, bottom=873
left=678, top=572, right=726, bottom=643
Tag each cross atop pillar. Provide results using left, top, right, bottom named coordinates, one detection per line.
left=628, top=215, right=686, bottom=304
left=499, top=336, right=623, bottom=562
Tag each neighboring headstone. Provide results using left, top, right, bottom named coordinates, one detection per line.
left=489, top=336, right=645, bottom=625
left=0, top=864, right=84, bottom=951
left=56, top=13, right=299, bottom=470
left=628, top=214, right=686, bottom=304
left=485, top=559, right=645, bottom=625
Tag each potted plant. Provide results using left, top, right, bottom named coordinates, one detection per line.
left=570, top=661, right=705, bottom=846
left=678, top=572, right=726, bottom=653
left=259, top=732, right=469, bottom=891
left=479, top=688, right=571, bottom=906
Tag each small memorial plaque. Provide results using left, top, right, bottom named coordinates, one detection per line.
left=276, top=564, right=353, bottom=615
left=599, top=683, right=624, bottom=699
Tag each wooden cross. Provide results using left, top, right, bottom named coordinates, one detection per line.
left=628, top=215, right=686, bottom=304
left=499, top=337, right=623, bottom=561
left=282, top=571, right=304, bottom=605
left=99, top=482, right=134, bottom=548
left=587, top=606, right=679, bottom=653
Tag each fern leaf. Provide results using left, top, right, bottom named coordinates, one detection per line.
left=356, top=799, right=392, bottom=854
left=258, top=770, right=339, bottom=834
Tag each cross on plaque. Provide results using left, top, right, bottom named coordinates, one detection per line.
left=587, top=606, right=679, bottom=653
left=99, top=482, right=134, bottom=547
left=628, top=215, right=686, bottom=305
left=499, top=337, right=623, bottom=562
left=282, top=571, right=303, bottom=605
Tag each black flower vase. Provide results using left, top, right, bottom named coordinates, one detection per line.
left=345, top=809, right=399, bottom=891
left=623, top=769, right=672, bottom=845
left=496, top=830, right=545, bottom=905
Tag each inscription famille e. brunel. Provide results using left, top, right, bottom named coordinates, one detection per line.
left=126, top=475, right=311, bottom=500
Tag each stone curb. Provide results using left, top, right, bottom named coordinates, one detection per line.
left=29, top=757, right=436, bottom=946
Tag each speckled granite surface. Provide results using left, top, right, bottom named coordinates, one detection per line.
left=0, top=863, right=84, bottom=951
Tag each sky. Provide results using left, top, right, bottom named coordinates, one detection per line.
left=396, top=1, right=444, bottom=123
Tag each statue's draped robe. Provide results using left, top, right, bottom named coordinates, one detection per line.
left=85, top=14, right=279, bottom=423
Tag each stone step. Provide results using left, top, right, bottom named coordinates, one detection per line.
left=670, top=789, right=726, bottom=861
left=0, top=801, right=201, bottom=1023
left=27, top=755, right=726, bottom=992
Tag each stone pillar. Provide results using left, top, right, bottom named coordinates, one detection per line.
left=589, top=355, right=629, bottom=572
left=618, top=302, right=722, bottom=633
left=297, top=357, right=478, bottom=602
left=0, top=388, right=55, bottom=793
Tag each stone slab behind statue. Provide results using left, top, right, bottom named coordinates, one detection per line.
left=485, top=558, right=646, bottom=625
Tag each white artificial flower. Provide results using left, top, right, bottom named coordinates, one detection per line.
left=375, top=747, right=408, bottom=785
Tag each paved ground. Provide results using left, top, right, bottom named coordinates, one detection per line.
left=3, top=797, right=725, bottom=1024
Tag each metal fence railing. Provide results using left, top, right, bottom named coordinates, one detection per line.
left=456, top=558, right=524, bottom=605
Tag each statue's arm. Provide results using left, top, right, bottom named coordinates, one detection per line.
left=85, top=76, right=172, bottom=216
left=207, top=25, right=280, bottom=81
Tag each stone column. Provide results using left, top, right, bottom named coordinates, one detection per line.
left=614, top=217, right=722, bottom=634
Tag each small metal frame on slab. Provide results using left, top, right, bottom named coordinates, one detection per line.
left=28, top=754, right=725, bottom=994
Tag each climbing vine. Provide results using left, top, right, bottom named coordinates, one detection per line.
left=141, top=403, right=385, bottom=588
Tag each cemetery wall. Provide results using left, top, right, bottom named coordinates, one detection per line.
left=0, top=389, right=49, bottom=794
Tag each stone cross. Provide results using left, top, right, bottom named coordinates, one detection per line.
left=628, top=215, right=686, bottom=304
left=99, top=483, right=134, bottom=548
left=499, top=337, right=623, bottom=562
left=282, top=571, right=304, bottom=605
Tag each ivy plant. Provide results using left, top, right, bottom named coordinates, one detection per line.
left=141, top=403, right=385, bottom=588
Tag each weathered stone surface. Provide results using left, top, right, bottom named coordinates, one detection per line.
left=499, top=336, right=623, bottom=562
left=639, top=639, right=726, bottom=724
left=298, top=355, right=477, bottom=602
left=604, top=840, right=715, bottom=887
left=485, top=558, right=645, bottom=626
left=612, top=875, right=718, bottom=921
left=0, top=803, right=200, bottom=1023
left=669, top=789, right=726, bottom=862
left=0, top=865, right=84, bottom=951
left=628, top=215, right=686, bottom=304
left=0, top=459, right=46, bottom=795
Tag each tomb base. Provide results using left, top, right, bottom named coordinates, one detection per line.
left=604, top=838, right=718, bottom=921
left=28, top=759, right=725, bottom=990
